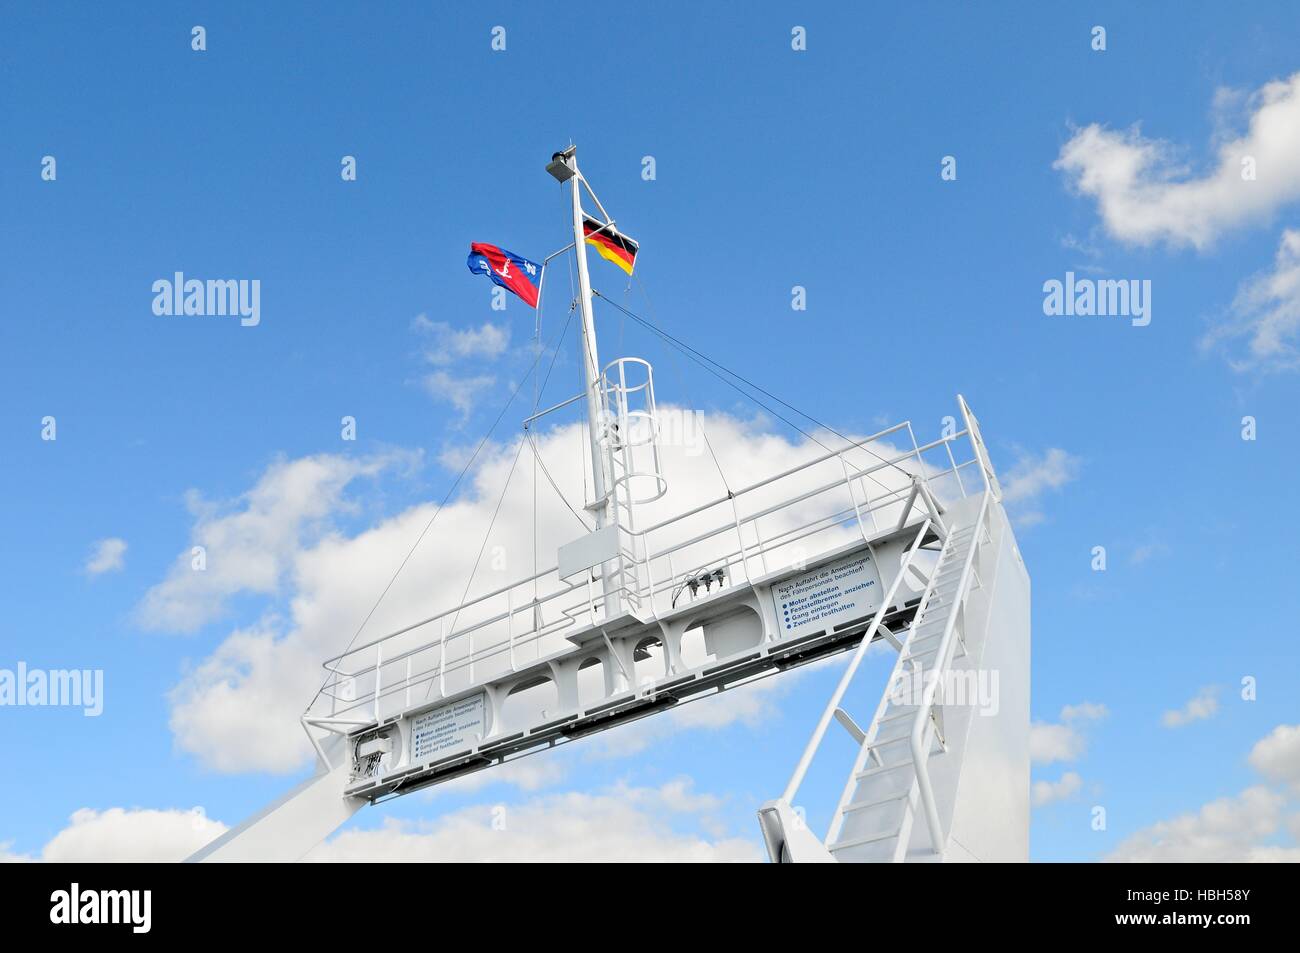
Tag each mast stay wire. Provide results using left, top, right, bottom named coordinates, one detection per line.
left=631, top=271, right=738, bottom=494
left=420, top=425, right=528, bottom=703
left=420, top=256, right=585, bottom=702
left=591, top=289, right=912, bottom=500
left=629, top=272, right=733, bottom=499
left=306, top=279, right=576, bottom=712
left=441, top=295, right=585, bottom=672
left=524, top=307, right=590, bottom=531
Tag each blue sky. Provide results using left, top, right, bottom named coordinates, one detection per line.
left=2, top=2, right=1299, bottom=862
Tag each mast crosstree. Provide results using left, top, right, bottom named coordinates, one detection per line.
left=189, top=150, right=1030, bottom=864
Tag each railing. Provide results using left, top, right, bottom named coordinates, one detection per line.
left=959, top=394, right=1001, bottom=501
left=305, top=414, right=988, bottom=733
left=909, top=489, right=991, bottom=853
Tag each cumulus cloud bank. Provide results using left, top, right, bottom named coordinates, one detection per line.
left=2, top=782, right=757, bottom=864
left=1055, top=73, right=1300, bottom=249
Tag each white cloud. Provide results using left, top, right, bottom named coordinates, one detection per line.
left=1031, top=701, right=1106, bottom=764
left=166, top=616, right=316, bottom=773
left=307, top=781, right=760, bottom=863
left=1, top=782, right=758, bottom=864
left=0, top=842, right=32, bottom=863
left=1030, top=723, right=1084, bottom=764
left=1032, top=771, right=1082, bottom=808
left=411, top=316, right=511, bottom=421
left=136, top=452, right=410, bottom=634
left=158, top=410, right=917, bottom=775
left=1203, top=229, right=1300, bottom=371
left=1161, top=686, right=1220, bottom=728
left=421, top=370, right=497, bottom=420
left=1055, top=72, right=1300, bottom=249
left=85, top=537, right=127, bottom=576
left=1001, top=448, right=1079, bottom=528
left=11, top=808, right=229, bottom=863
left=1060, top=701, right=1108, bottom=722
left=1107, top=786, right=1300, bottom=862
left=413, top=315, right=510, bottom=364
left=1248, top=724, right=1300, bottom=791
left=1107, top=723, right=1300, bottom=862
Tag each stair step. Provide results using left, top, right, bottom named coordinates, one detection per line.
left=870, top=731, right=914, bottom=745
left=829, top=836, right=903, bottom=863
left=854, top=759, right=914, bottom=782
left=904, top=631, right=946, bottom=647
left=908, top=624, right=943, bottom=639
left=877, top=706, right=920, bottom=725
left=830, top=829, right=900, bottom=851
left=842, top=790, right=909, bottom=815
left=912, top=614, right=950, bottom=628
left=872, top=713, right=918, bottom=743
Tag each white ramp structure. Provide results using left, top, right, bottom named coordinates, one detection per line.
left=189, top=147, right=1029, bottom=863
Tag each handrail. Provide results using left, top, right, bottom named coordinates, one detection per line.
left=321, top=464, right=934, bottom=672
left=782, top=517, right=933, bottom=804
left=313, top=484, right=957, bottom=720
left=318, top=483, right=931, bottom=709
left=909, top=490, right=991, bottom=853
left=637, top=427, right=967, bottom=535
left=958, top=395, right=1001, bottom=502
left=308, top=415, right=990, bottom=727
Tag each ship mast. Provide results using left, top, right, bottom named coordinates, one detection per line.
left=547, top=145, right=618, bottom=618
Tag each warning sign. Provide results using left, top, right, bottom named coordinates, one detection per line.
left=410, top=692, right=486, bottom=762
left=771, top=551, right=882, bottom=638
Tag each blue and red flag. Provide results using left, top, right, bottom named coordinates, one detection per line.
left=467, top=243, right=543, bottom=308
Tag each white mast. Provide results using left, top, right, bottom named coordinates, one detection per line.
left=548, top=146, right=619, bottom=619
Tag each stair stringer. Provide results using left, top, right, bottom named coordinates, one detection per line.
left=901, top=498, right=1031, bottom=862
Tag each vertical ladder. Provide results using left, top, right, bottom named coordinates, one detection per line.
left=824, top=518, right=980, bottom=862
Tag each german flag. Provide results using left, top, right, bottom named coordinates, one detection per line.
left=583, top=214, right=639, bottom=275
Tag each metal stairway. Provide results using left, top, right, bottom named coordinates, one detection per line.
left=758, top=476, right=1011, bottom=863
left=825, top=518, right=979, bottom=862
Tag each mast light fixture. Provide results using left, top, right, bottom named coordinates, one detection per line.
left=546, top=146, right=577, bottom=182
